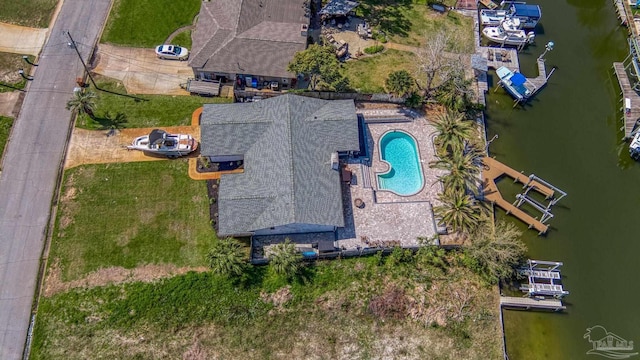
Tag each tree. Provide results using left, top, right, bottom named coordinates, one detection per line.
left=268, top=239, right=302, bottom=278
left=434, top=67, right=476, bottom=113
left=430, top=110, right=475, bottom=155
left=207, top=238, right=247, bottom=278
left=385, top=70, right=415, bottom=97
left=414, top=30, right=466, bottom=98
left=464, top=221, right=527, bottom=284
left=66, top=90, right=97, bottom=119
left=430, top=145, right=482, bottom=194
left=287, top=44, right=348, bottom=91
left=433, top=191, right=486, bottom=235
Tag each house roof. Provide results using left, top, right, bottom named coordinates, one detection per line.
left=200, top=94, right=360, bottom=236
left=189, top=0, right=309, bottom=79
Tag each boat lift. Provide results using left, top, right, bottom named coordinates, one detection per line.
left=623, top=37, right=640, bottom=91
left=512, top=174, right=567, bottom=226
left=519, top=260, right=569, bottom=299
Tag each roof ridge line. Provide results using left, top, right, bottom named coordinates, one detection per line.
left=285, top=95, right=297, bottom=223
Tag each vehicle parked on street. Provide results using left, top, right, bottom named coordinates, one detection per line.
left=154, top=45, right=189, bottom=60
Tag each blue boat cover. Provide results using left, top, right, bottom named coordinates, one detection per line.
left=511, top=73, right=526, bottom=86
left=512, top=4, right=541, bottom=18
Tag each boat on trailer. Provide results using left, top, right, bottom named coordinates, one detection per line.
left=496, top=66, right=537, bottom=101
left=127, top=129, right=197, bottom=158
left=482, top=17, right=535, bottom=47
left=480, top=2, right=542, bottom=29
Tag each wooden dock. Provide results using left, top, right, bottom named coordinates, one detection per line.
left=482, top=157, right=554, bottom=234
left=478, top=0, right=498, bottom=9
left=613, top=62, right=640, bottom=138
left=478, top=47, right=520, bottom=72
left=529, top=58, right=549, bottom=89
left=614, top=0, right=628, bottom=25
left=500, top=296, right=566, bottom=311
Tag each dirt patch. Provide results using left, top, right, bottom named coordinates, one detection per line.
left=0, top=91, right=22, bottom=117
left=65, top=126, right=200, bottom=169
left=43, top=260, right=209, bottom=297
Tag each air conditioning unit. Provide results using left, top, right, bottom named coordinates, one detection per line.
left=301, top=24, right=308, bottom=37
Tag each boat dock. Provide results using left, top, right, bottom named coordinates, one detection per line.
left=481, top=157, right=561, bottom=234
left=478, top=47, right=520, bottom=72
left=613, top=62, right=640, bottom=138
left=614, top=0, right=628, bottom=25
left=530, top=58, right=550, bottom=89
left=478, top=0, right=498, bottom=9
left=500, top=296, right=566, bottom=311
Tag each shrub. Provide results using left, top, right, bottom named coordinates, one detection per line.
left=363, top=45, right=384, bottom=54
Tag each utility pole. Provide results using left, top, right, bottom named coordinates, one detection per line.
left=66, top=31, right=98, bottom=88
left=66, top=31, right=146, bottom=101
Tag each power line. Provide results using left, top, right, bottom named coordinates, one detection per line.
left=66, top=31, right=147, bottom=102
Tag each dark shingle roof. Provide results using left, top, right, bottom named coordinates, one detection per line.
left=201, top=94, right=360, bottom=236
left=189, top=0, right=309, bottom=78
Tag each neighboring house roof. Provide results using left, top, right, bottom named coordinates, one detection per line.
left=189, top=0, right=309, bottom=79
left=200, top=94, right=360, bottom=236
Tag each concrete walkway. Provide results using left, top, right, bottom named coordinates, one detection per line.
left=93, top=44, right=192, bottom=95
left=0, top=23, right=48, bottom=56
left=0, top=1, right=114, bottom=358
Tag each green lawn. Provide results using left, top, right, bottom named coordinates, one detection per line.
left=356, top=0, right=475, bottom=52
left=344, top=49, right=416, bottom=93
left=171, top=31, right=192, bottom=50
left=32, top=251, right=502, bottom=359
left=0, top=116, right=13, bottom=158
left=101, top=0, right=201, bottom=47
left=0, top=0, right=57, bottom=28
left=77, top=76, right=232, bottom=129
left=0, top=53, right=35, bottom=92
left=50, top=161, right=215, bottom=282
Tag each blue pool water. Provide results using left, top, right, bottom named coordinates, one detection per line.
left=376, top=131, right=424, bottom=196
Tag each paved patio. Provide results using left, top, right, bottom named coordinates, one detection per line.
left=335, top=116, right=445, bottom=249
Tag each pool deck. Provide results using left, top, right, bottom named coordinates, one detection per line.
left=335, top=116, right=445, bottom=249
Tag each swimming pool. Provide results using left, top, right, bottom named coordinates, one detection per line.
left=376, top=130, right=424, bottom=196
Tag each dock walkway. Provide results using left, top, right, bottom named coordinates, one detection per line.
left=478, top=47, right=520, bottom=72
left=613, top=62, right=640, bottom=138
left=500, top=296, right=566, bottom=311
left=482, top=157, right=554, bottom=234
left=614, top=0, right=628, bottom=25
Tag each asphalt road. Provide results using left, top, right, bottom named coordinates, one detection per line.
left=0, top=1, right=112, bottom=358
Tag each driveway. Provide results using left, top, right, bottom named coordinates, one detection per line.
left=0, top=91, right=22, bottom=117
left=0, top=23, right=48, bottom=56
left=93, top=44, right=193, bottom=95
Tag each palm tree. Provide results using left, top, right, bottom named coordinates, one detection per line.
left=433, top=191, right=486, bottom=235
left=385, top=70, right=415, bottom=97
left=268, top=239, right=302, bottom=278
left=66, top=90, right=97, bottom=119
left=430, top=110, right=475, bottom=154
left=430, top=146, right=482, bottom=194
left=207, top=238, right=246, bottom=278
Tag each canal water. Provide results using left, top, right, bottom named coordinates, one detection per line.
left=484, top=0, right=640, bottom=358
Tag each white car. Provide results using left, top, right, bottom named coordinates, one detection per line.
left=155, top=45, right=189, bottom=60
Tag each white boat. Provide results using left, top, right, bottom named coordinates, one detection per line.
left=482, top=17, right=535, bottom=46
left=630, top=130, right=640, bottom=159
left=480, top=3, right=542, bottom=29
left=496, top=66, right=537, bottom=101
left=127, top=129, right=197, bottom=158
